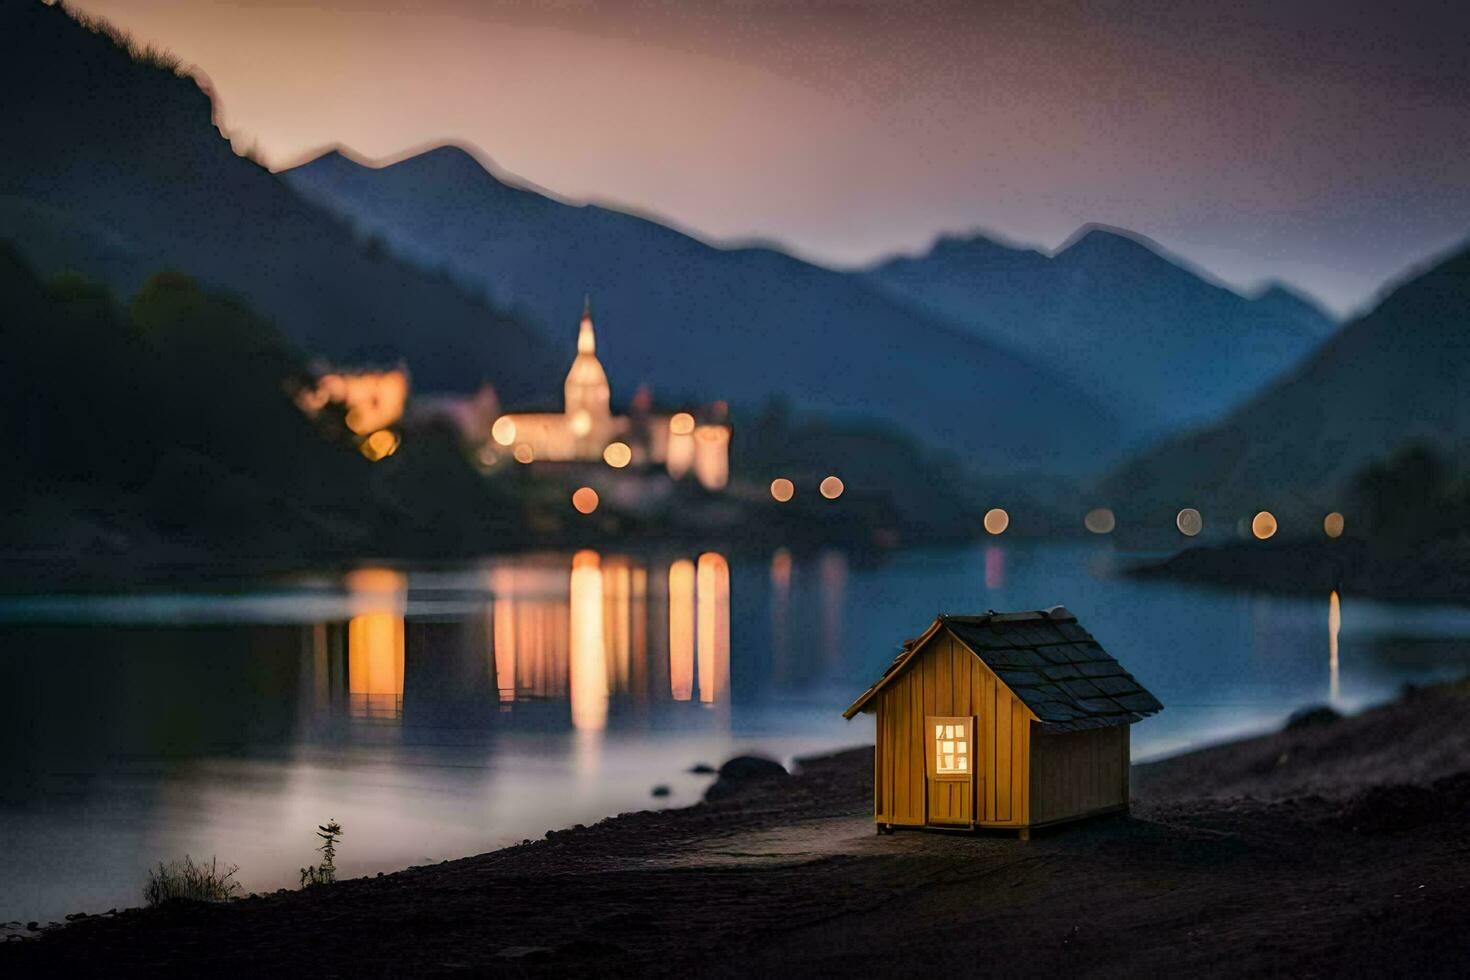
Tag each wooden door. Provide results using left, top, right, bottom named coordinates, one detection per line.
left=925, top=715, right=974, bottom=825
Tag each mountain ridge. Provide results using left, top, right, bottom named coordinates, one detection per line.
left=284, top=140, right=1126, bottom=473
left=865, top=222, right=1338, bottom=433
left=0, top=2, right=562, bottom=399
left=1098, top=235, right=1470, bottom=528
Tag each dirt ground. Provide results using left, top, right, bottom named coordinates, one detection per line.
left=6, top=680, right=1470, bottom=978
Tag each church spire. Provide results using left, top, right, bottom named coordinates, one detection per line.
left=565, top=292, right=610, bottom=421
left=577, top=294, right=596, bottom=354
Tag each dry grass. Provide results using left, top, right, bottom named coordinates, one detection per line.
left=142, top=856, right=241, bottom=907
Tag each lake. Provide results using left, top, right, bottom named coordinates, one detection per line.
left=3, top=541, right=1469, bottom=924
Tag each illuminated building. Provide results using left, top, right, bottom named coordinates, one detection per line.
left=296, top=364, right=409, bottom=436
left=492, top=299, right=731, bottom=490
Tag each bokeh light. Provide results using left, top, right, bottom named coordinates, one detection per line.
left=602, top=441, right=632, bottom=468
left=571, top=487, right=600, bottom=514
left=669, top=412, right=695, bottom=436
left=1084, top=508, right=1116, bottom=534
left=1323, top=512, right=1345, bottom=538
left=770, top=478, right=794, bottom=502
left=491, top=416, right=517, bottom=446
left=1176, top=508, right=1203, bottom=537
left=1252, top=511, right=1278, bottom=540
left=359, top=429, right=400, bottom=461
left=983, top=508, right=1009, bottom=535
left=819, top=476, right=844, bottom=500
left=513, top=444, right=535, bottom=464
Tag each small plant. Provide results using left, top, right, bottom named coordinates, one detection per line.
left=143, top=855, right=241, bottom=907
left=300, top=819, right=344, bottom=888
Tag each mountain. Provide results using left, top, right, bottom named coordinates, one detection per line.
left=0, top=2, right=560, bottom=398
left=1098, top=240, right=1470, bottom=528
left=283, top=146, right=1123, bottom=473
left=864, top=226, right=1337, bottom=434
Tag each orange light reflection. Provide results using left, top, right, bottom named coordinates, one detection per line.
left=697, top=553, right=730, bottom=703
left=569, top=550, right=609, bottom=731
left=668, top=559, right=695, bottom=700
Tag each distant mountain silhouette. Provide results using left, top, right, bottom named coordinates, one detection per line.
left=1099, top=240, right=1470, bottom=527
left=0, top=2, right=560, bottom=399
left=283, top=145, right=1124, bottom=472
left=865, top=226, right=1336, bottom=433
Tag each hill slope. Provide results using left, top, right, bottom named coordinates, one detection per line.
left=283, top=146, right=1123, bottom=472
left=0, top=2, right=560, bottom=398
left=1099, top=241, right=1470, bottom=527
left=865, top=227, right=1336, bottom=433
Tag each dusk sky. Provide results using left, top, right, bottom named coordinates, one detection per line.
left=68, top=0, right=1470, bottom=316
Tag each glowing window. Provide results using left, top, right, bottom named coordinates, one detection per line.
left=928, top=716, right=972, bottom=779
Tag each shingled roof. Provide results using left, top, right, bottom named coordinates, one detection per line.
left=842, top=607, right=1162, bottom=733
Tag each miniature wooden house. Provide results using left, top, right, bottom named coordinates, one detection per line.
left=844, top=608, right=1162, bottom=837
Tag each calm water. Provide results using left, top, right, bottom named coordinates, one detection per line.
left=3, top=542, right=1469, bottom=924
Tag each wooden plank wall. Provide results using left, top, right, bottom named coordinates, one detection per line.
left=874, top=632, right=1032, bottom=827
left=1028, top=723, right=1129, bottom=826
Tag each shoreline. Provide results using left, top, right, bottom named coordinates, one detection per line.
left=1130, top=536, right=1470, bottom=605
left=6, top=678, right=1470, bottom=976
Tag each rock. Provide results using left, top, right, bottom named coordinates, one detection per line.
left=703, top=755, right=790, bottom=802
left=1284, top=704, right=1343, bottom=731
left=688, top=762, right=716, bottom=774
left=651, top=785, right=671, bottom=798
left=26, top=922, right=38, bottom=932
left=718, top=755, right=787, bottom=781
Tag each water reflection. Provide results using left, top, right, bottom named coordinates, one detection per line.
left=819, top=550, right=847, bottom=667
left=697, top=554, right=730, bottom=704
left=348, top=612, right=405, bottom=720
left=1329, top=590, right=1342, bottom=703
left=570, top=551, right=610, bottom=732
left=770, top=548, right=792, bottom=684
left=344, top=569, right=407, bottom=721
left=669, top=559, right=695, bottom=701
left=489, top=563, right=569, bottom=701
left=985, top=544, right=1005, bottom=590
left=313, top=553, right=736, bottom=733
